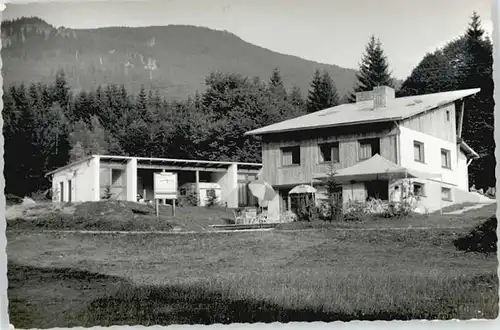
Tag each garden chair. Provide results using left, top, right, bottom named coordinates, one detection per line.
left=245, top=207, right=258, bottom=224
left=258, top=207, right=268, bottom=224
left=232, top=208, right=244, bottom=224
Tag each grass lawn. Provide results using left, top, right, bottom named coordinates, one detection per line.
left=7, top=221, right=498, bottom=327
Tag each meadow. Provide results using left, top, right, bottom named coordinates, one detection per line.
left=7, top=209, right=498, bottom=328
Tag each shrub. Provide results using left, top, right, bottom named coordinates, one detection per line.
left=453, top=216, right=497, bottom=255
left=378, top=200, right=414, bottom=218
left=317, top=201, right=342, bottom=221
left=102, top=186, right=113, bottom=200
left=178, top=189, right=198, bottom=207
left=280, top=210, right=297, bottom=222
left=343, top=200, right=369, bottom=222
left=342, top=198, right=416, bottom=221
left=206, top=189, right=218, bottom=208
left=30, top=189, right=51, bottom=202
left=294, top=197, right=318, bottom=221
left=187, top=190, right=198, bottom=206
left=6, top=194, right=23, bottom=206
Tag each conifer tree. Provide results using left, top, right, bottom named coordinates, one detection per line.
left=289, top=85, right=306, bottom=115
left=269, top=67, right=287, bottom=99
left=53, top=69, right=71, bottom=110
left=306, top=69, right=339, bottom=113
left=319, top=71, right=339, bottom=107
left=398, top=12, right=494, bottom=190
left=461, top=12, right=494, bottom=190
left=348, top=36, right=394, bottom=102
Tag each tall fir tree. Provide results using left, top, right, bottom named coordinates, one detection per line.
left=5, top=84, right=41, bottom=196
left=319, top=71, right=339, bottom=107
left=289, top=85, right=306, bottom=115
left=306, top=69, right=339, bottom=113
left=348, top=36, right=394, bottom=102
left=267, top=67, right=291, bottom=119
left=460, top=12, right=495, bottom=190
left=269, top=67, right=287, bottom=99
left=53, top=69, right=71, bottom=111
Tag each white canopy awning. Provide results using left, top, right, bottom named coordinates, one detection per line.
left=313, top=154, right=441, bottom=183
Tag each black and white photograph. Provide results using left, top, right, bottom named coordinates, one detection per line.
left=1, top=0, right=498, bottom=328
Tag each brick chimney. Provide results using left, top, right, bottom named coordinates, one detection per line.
left=372, top=86, right=395, bottom=108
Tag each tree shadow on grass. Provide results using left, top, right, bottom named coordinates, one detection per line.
left=8, top=262, right=498, bottom=328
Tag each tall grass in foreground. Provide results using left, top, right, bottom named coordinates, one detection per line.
left=7, top=218, right=499, bottom=327
left=78, top=269, right=498, bottom=326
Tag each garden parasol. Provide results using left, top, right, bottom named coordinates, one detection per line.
left=289, top=184, right=317, bottom=194
left=289, top=184, right=317, bottom=209
left=248, top=179, right=277, bottom=203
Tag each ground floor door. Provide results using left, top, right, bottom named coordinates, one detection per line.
left=68, top=180, right=72, bottom=202
left=365, top=180, right=389, bottom=201
left=279, top=188, right=291, bottom=212
left=59, top=182, right=64, bottom=202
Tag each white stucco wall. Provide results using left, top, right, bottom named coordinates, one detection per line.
left=390, top=178, right=455, bottom=213
left=456, top=148, right=469, bottom=191
left=399, top=126, right=460, bottom=186
left=51, top=156, right=100, bottom=202
left=395, top=126, right=490, bottom=210
left=126, top=158, right=138, bottom=201
left=266, top=193, right=281, bottom=221
left=212, top=164, right=239, bottom=208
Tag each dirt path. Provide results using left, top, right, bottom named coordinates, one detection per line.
left=7, top=226, right=469, bottom=236
left=7, top=228, right=276, bottom=235
left=443, top=204, right=492, bottom=215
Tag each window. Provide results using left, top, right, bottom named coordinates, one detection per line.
left=441, top=148, right=451, bottom=169
left=111, top=169, right=125, bottom=186
left=319, top=142, right=340, bottom=163
left=441, top=187, right=452, bottom=201
left=282, top=146, right=300, bottom=166
left=446, top=110, right=450, bottom=121
left=412, top=182, right=425, bottom=197
left=68, top=180, right=72, bottom=202
left=359, top=138, right=380, bottom=160
left=414, top=141, right=425, bottom=163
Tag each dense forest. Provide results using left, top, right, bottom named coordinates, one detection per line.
left=2, top=12, right=494, bottom=198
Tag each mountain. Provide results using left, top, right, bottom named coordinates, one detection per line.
left=1, top=17, right=358, bottom=100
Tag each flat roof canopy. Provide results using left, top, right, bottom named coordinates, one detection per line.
left=46, top=155, right=262, bottom=176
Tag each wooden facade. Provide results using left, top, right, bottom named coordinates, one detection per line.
left=259, top=101, right=463, bottom=188
left=261, top=122, right=399, bottom=186
left=400, top=103, right=457, bottom=143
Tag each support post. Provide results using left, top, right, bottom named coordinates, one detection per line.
left=172, top=199, right=176, bottom=216
left=162, top=169, right=166, bottom=205
left=126, top=158, right=138, bottom=202
left=195, top=170, right=200, bottom=206
left=155, top=199, right=159, bottom=217
left=457, top=100, right=465, bottom=138
left=91, top=156, right=101, bottom=201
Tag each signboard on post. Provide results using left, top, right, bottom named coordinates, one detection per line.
left=153, top=172, right=178, bottom=216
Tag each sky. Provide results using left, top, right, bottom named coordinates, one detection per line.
left=1, top=0, right=493, bottom=79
